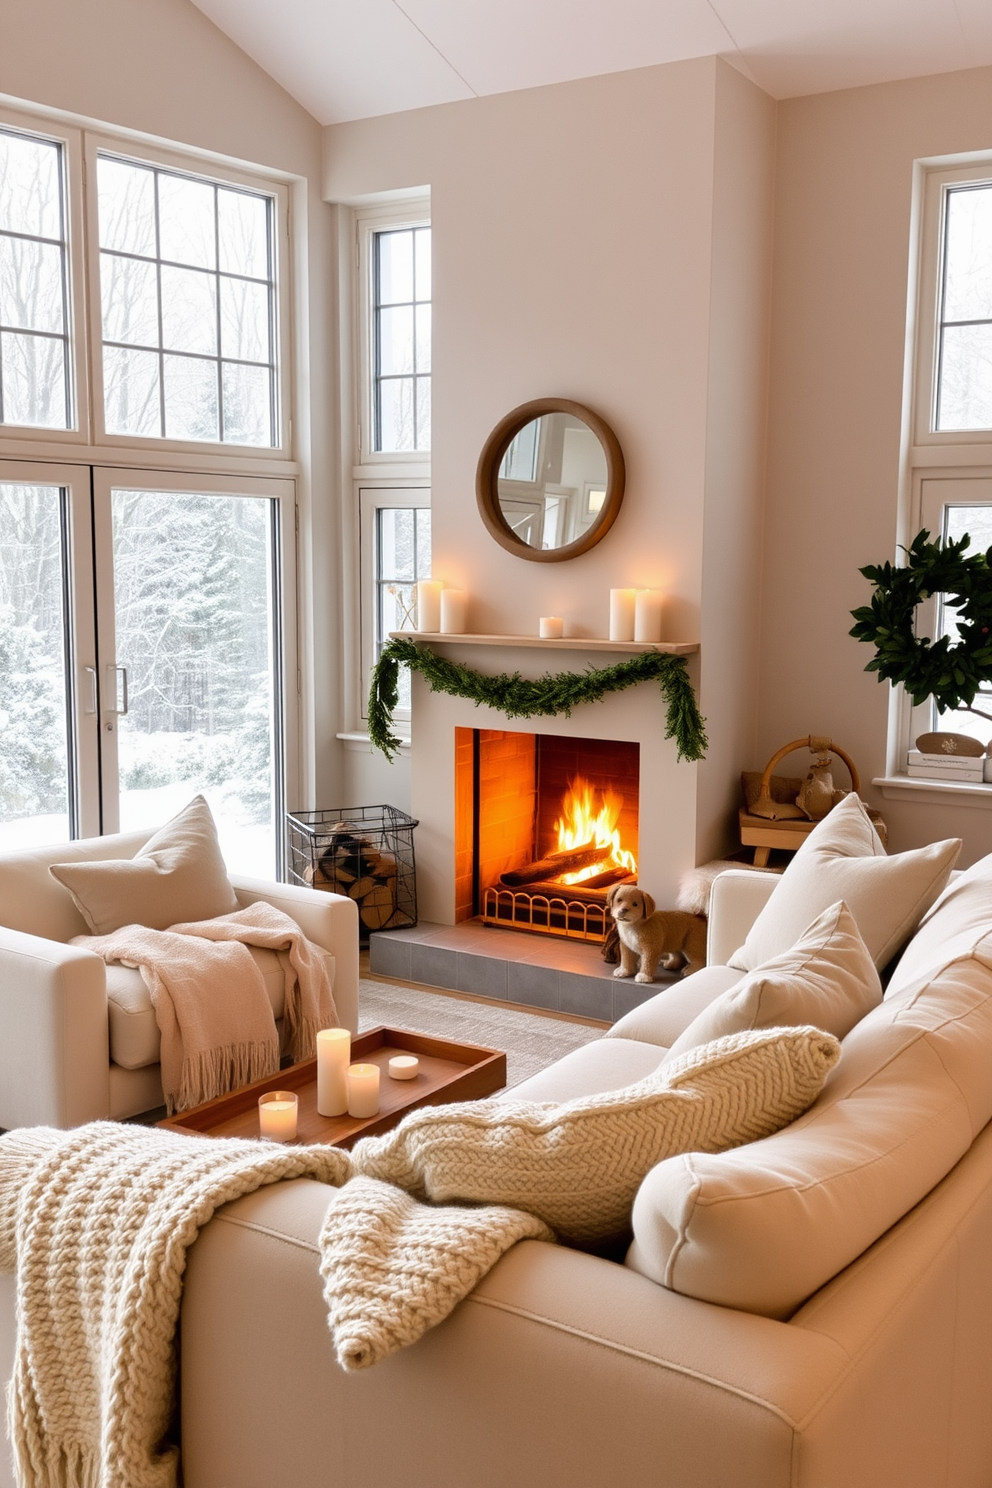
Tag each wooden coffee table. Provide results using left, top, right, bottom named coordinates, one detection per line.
left=157, top=1026, right=507, bottom=1149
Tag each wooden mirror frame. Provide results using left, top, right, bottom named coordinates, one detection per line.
left=475, top=398, right=625, bottom=562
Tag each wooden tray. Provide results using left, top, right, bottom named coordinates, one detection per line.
left=157, top=1026, right=507, bottom=1149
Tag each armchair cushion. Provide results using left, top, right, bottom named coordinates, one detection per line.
left=49, top=796, right=238, bottom=935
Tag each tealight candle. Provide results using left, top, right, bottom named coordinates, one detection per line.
left=609, top=588, right=637, bottom=642
left=439, top=589, right=468, bottom=634
left=634, top=589, right=664, bottom=643
left=416, top=580, right=443, bottom=633
left=388, top=1055, right=419, bottom=1080
left=539, top=616, right=564, bottom=639
left=258, top=1090, right=298, bottom=1143
left=316, top=1027, right=350, bottom=1117
left=347, top=1063, right=380, bottom=1118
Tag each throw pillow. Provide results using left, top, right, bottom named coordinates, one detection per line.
left=665, top=900, right=881, bottom=1059
left=886, top=850, right=992, bottom=998
left=728, top=794, right=960, bottom=973
left=350, top=1025, right=840, bottom=1244
left=49, top=795, right=239, bottom=935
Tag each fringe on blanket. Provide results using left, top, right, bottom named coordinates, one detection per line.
left=174, top=1040, right=279, bottom=1116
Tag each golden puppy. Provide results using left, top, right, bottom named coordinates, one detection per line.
left=606, top=884, right=707, bottom=983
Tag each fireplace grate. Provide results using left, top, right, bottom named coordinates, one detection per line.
left=481, top=886, right=608, bottom=942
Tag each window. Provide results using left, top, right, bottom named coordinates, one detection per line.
left=97, top=155, right=277, bottom=445
left=0, top=126, right=72, bottom=430
left=934, top=181, right=992, bottom=432
left=372, top=225, right=431, bottom=453
left=358, top=489, right=430, bottom=721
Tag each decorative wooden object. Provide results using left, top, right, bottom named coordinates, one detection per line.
left=740, top=736, right=880, bottom=867
left=158, top=1027, right=507, bottom=1148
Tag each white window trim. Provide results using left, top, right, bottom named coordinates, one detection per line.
left=354, top=195, right=430, bottom=469
left=878, top=154, right=992, bottom=804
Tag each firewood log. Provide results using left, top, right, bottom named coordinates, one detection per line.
left=500, top=842, right=610, bottom=887
left=360, top=883, right=396, bottom=930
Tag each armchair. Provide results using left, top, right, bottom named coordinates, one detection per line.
left=0, top=830, right=359, bottom=1131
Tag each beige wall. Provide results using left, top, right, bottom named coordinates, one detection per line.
left=0, top=0, right=344, bottom=816
left=325, top=56, right=775, bottom=859
left=762, top=63, right=992, bottom=865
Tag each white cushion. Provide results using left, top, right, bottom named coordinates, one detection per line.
left=606, top=965, right=746, bottom=1047
left=627, top=933, right=992, bottom=1318
left=50, top=796, right=238, bottom=936
left=887, top=850, right=992, bottom=998
left=728, top=794, right=960, bottom=973
left=665, top=901, right=881, bottom=1060
left=506, top=1036, right=668, bottom=1103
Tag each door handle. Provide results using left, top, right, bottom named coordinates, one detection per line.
left=106, top=664, right=129, bottom=716
left=82, top=666, right=98, bottom=715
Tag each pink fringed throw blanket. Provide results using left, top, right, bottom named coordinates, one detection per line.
left=76, top=902, right=338, bottom=1112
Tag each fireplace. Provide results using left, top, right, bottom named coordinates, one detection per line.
left=454, top=728, right=640, bottom=941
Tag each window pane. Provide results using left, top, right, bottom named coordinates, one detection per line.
left=0, top=235, right=64, bottom=333
left=0, top=131, right=61, bottom=240
left=414, top=227, right=431, bottom=301
left=943, top=186, right=992, bottom=324
left=378, top=304, right=414, bottom=375
left=378, top=377, right=415, bottom=452
left=220, top=276, right=269, bottom=363
left=103, top=344, right=161, bottom=435
left=415, top=303, right=431, bottom=373
left=379, top=508, right=416, bottom=580
left=416, top=376, right=431, bottom=451
left=937, top=323, right=992, bottom=430
left=944, top=504, right=992, bottom=550
left=218, top=189, right=269, bottom=279
left=97, top=157, right=156, bottom=257
left=161, top=264, right=217, bottom=355
left=1, top=331, right=66, bottom=427
left=0, top=482, right=71, bottom=847
left=101, top=253, right=159, bottom=346
left=222, top=360, right=271, bottom=446
left=380, top=580, right=416, bottom=637
left=378, top=230, right=414, bottom=305
left=163, top=353, right=219, bottom=441
left=158, top=173, right=216, bottom=269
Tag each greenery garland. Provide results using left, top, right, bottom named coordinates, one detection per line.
left=849, top=528, right=992, bottom=718
left=368, top=637, right=708, bottom=764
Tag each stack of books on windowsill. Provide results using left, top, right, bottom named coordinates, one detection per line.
left=907, top=750, right=989, bottom=783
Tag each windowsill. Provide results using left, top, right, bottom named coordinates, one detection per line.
left=337, top=730, right=411, bottom=756
left=873, top=774, right=992, bottom=808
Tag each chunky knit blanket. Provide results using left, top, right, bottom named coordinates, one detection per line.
left=0, top=1026, right=839, bottom=1488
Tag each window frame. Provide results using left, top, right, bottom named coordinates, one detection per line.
left=0, top=107, right=90, bottom=448
left=354, top=196, right=431, bottom=468
left=357, top=484, right=430, bottom=728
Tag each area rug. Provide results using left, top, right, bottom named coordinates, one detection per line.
left=357, top=978, right=603, bottom=1090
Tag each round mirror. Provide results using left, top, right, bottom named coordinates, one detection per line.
left=476, top=398, right=625, bottom=562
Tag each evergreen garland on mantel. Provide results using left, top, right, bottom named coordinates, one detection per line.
left=368, top=636, right=708, bottom=764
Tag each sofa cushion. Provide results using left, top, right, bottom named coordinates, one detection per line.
left=665, top=901, right=881, bottom=1060
left=626, top=932, right=992, bottom=1318
left=507, top=1036, right=668, bottom=1103
left=606, top=965, right=746, bottom=1048
left=50, top=796, right=238, bottom=936
left=887, top=850, right=992, bottom=998
left=728, top=794, right=960, bottom=973
left=106, top=945, right=334, bottom=1070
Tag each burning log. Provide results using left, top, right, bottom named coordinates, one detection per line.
left=500, top=842, right=610, bottom=888
left=578, top=866, right=635, bottom=890
left=510, top=879, right=620, bottom=907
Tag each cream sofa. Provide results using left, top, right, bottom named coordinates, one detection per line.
left=173, top=859, right=992, bottom=1488
left=0, top=831, right=359, bottom=1130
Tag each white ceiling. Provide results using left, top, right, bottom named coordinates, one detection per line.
left=190, top=0, right=992, bottom=126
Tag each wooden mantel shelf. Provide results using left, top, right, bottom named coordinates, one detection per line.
left=389, top=631, right=699, bottom=656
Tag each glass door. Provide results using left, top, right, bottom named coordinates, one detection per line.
left=0, top=461, right=97, bottom=848
left=92, top=469, right=296, bottom=878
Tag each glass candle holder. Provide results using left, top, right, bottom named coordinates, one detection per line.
left=258, top=1090, right=298, bottom=1143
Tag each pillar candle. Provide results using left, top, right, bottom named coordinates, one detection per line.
left=539, top=616, right=563, bottom=639
left=347, top=1063, right=380, bottom=1118
left=439, top=589, right=468, bottom=634
left=258, top=1091, right=298, bottom=1142
left=316, top=1027, right=350, bottom=1117
left=634, top=589, right=664, bottom=643
left=416, top=580, right=443, bottom=633
left=609, top=589, right=637, bottom=642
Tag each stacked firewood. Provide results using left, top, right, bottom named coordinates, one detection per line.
left=308, top=823, right=401, bottom=931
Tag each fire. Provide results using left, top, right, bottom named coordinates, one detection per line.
left=554, top=776, right=637, bottom=884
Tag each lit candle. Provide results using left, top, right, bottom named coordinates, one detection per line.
left=347, top=1063, right=380, bottom=1118
left=609, top=589, right=637, bottom=642
left=634, top=589, right=664, bottom=643
left=316, top=1027, right=350, bottom=1117
left=539, top=616, right=564, bottom=639
left=416, top=580, right=443, bottom=633
left=388, top=1054, right=419, bottom=1080
left=439, top=589, right=468, bottom=634
left=258, top=1091, right=298, bottom=1143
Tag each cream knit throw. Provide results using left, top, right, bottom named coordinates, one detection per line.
left=347, top=1025, right=841, bottom=1243
left=75, top=901, right=338, bottom=1113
